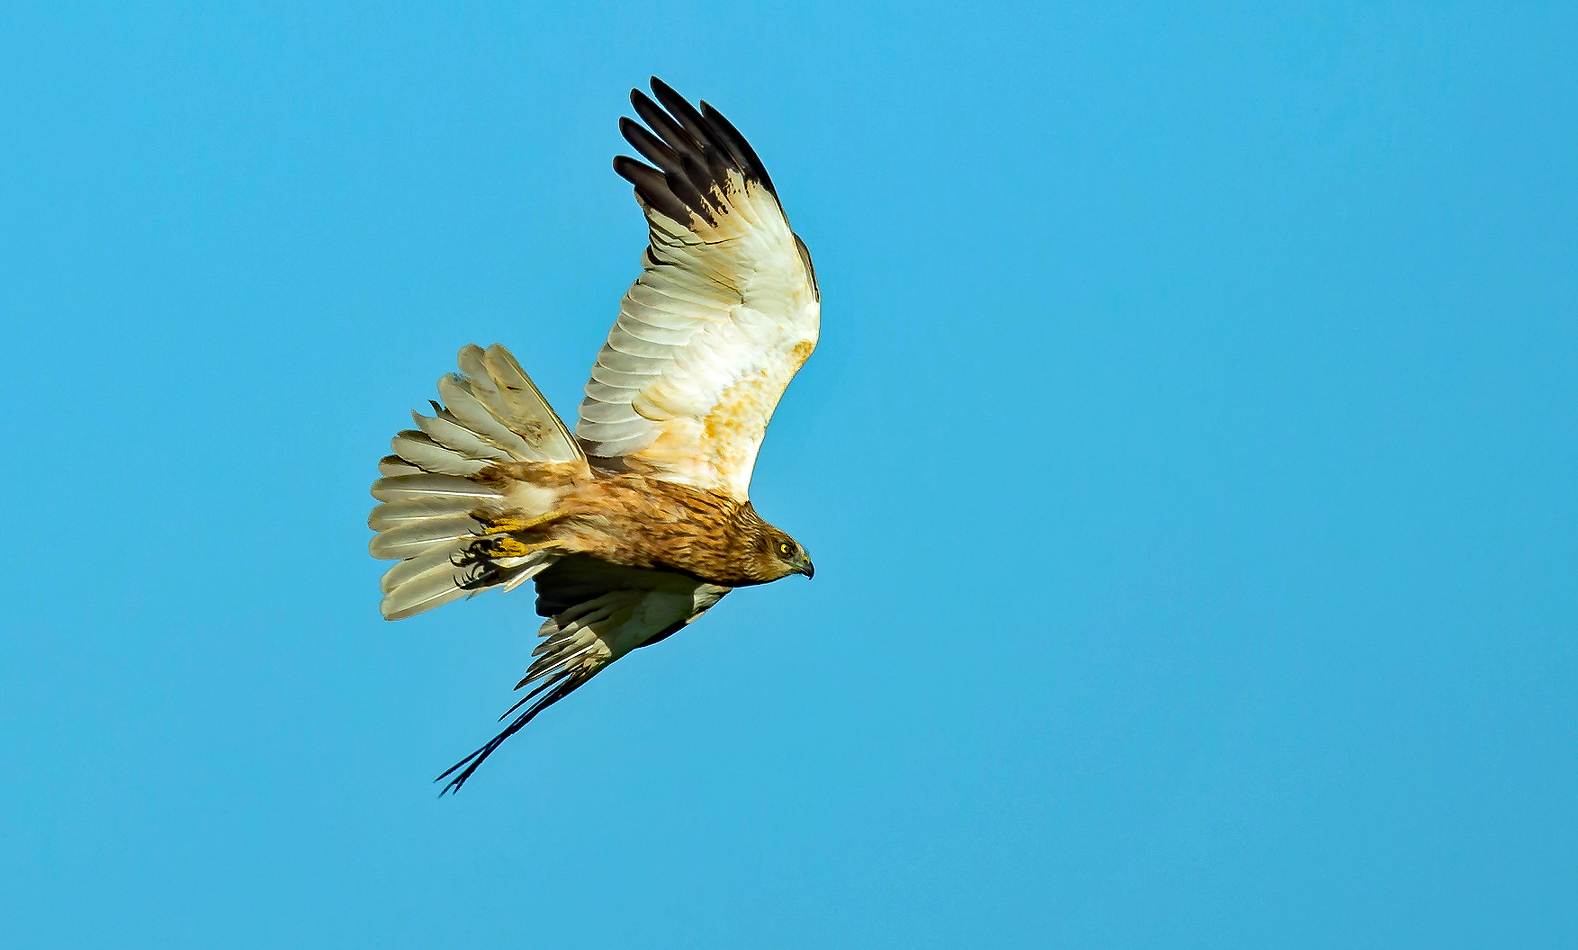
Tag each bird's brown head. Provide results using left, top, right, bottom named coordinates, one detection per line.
left=732, top=506, right=814, bottom=584
left=761, top=528, right=814, bottom=582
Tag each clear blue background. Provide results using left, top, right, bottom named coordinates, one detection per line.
left=2, top=1, right=1574, bottom=946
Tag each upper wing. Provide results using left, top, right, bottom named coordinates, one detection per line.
left=576, top=78, right=821, bottom=501
left=436, top=556, right=728, bottom=794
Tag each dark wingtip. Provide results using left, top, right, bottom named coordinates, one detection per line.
left=613, top=154, right=693, bottom=224
left=698, top=99, right=778, bottom=199
left=616, top=77, right=783, bottom=227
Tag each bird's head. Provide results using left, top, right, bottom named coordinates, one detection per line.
left=744, top=524, right=814, bottom=583
left=730, top=502, right=813, bottom=584
left=769, top=530, right=814, bottom=580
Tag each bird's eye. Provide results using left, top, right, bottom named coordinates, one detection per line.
left=778, top=541, right=793, bottom=556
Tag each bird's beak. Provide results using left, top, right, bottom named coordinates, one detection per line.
left=796, top=554, right=815, bottom=579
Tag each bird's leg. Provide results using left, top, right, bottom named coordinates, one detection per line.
left=475, top=511, right=570, bottom=559
left=479, top=511, right=567, bottom=535
left=486, top=537, right=560, bottom=559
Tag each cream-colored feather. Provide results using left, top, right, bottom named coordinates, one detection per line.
left=577, top=83, right=820, bottom=501
left=369, top=347, right=589, bottom=620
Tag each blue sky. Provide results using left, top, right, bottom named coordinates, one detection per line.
left=2, top=1, right=1574, bottom=946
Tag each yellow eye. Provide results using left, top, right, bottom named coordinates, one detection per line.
left=778, top=541, right=793, bottom=556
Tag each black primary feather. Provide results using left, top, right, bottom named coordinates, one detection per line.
left=619, top=116, right=685, bottom=177
left=618, top=117, right=715, bottom=223
left=629, top=91, right=708, bottom=169
left=647, top=77, right=725, bottom=157
left=698, top=99, right=778, bottom=198
left=613, top=78, right=783, bottom=229
left=612, top=155, right=693, bottom=225
left=647, top=79, right=737, bottom=190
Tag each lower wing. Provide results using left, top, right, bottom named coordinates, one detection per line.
left=437, top=556, right=728, bottom=794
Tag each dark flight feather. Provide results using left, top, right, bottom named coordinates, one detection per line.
left=613, top=77, right=784, bottom=231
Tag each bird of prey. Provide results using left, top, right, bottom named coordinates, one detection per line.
left=368, top=78, right=819, bottom=794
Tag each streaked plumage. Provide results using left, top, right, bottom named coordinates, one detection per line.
left=368, top=78, right=819, bottom=793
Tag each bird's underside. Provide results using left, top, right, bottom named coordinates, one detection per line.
left=368, top=78, right=819, bottom=794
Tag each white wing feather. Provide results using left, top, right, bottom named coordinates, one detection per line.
left=577, top=80, right=820, bottom=501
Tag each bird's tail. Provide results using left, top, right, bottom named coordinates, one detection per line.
left=368, top=344, right=587, bottom=620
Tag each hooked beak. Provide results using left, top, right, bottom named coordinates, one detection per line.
left=795, top=552, right=815, bottom=579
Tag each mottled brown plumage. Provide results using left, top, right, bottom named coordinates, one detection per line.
left=474, top=464, right=811, bottom=586
left=367, top=78, right=820, bottom=793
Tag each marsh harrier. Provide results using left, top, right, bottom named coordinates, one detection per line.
left=368, top=79, right=818, bottom=793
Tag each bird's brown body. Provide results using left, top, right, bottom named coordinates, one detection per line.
left=476, top=463, right=803, bottom=587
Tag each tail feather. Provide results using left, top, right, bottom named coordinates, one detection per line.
left=369, top=498, right=481, bottom=531
left=435, top=374, right=539, bottom=462
left=391, top=430, right=491, bottom=476
left=371, top=473, right=502, bottom=504
left=378, top=455, right=422, bottom=476
left=369, top=344, right=587, bottom=621
left=459, top=344, right=582, bottom=463
left=413, top=406, right=514, bottom=466
left=367, top=514, right=479, bottom=560
left=382, top=566, right=476, bottom=620
left=378, top=548, right=456, bottom=595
